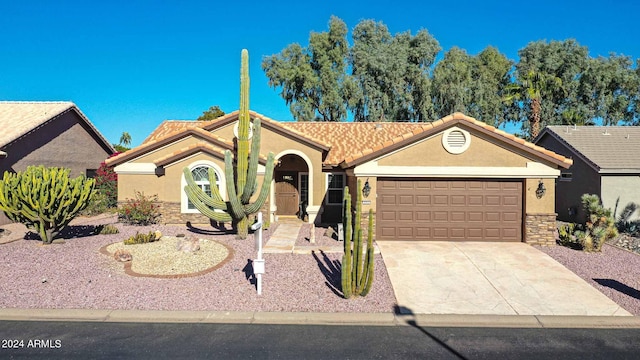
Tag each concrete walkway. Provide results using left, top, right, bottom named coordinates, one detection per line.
left=378, top=241, right=632, bottom=316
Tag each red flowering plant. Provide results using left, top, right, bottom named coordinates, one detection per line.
left=117, top=191, right=161, bottom=225
left=82, top=153, right=120, bottom=215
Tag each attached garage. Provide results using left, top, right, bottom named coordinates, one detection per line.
left=376, top=178, right=522, bottom=241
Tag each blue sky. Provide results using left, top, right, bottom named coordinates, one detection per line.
left=1, top=0, right=639, bottom=147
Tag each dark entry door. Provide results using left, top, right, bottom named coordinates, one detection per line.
left=275, top=171, right=298, bottom=215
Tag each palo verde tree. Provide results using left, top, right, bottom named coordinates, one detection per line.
left=0, top=166, right=95, bottom=244
left=183, top=50, right=275, bottom=239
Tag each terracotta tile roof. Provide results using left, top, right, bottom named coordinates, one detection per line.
left=283, top=121, right=431, bottom=165
left=106, top=127, right=235, bottom=166
left=122, top=110, right=571, bottom=169
left=143, top=120, right=208, bottom=143
left=540, top=125, right=640, bottom=171
left=337, top=112, right=572, bottom=168
left=153, top=142, right=228, bottom=167
left=0, top=101, right=114, bottom=153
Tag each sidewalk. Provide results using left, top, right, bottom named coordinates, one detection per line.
left=2, top=308, right=640, bottom=328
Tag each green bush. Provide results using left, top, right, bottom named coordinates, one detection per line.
left=0, top=166, right=94, bottom=244
left=117, top=191, right=161, bottom=225
left=576, top=194, right=618, bottom=252
left=557, top=222, right=581, bottom=248
left=97, top=224, right=120, bottom=235
left=123, top=231, right=160, bottom=245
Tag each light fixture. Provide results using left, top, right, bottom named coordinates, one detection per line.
left=362, top=178, right=371, bottom=198
left=536, top=180, right=546, bottom=199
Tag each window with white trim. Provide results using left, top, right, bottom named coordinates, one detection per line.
left=326, top=173, right=345, bottom=205
left=182, top=161, right=224, bottom=213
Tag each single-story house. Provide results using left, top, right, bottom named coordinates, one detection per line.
left=0, top=101, right=115, bottom=177
left=106, top=111, right=572, bottom=245
left=535, top=125, right=640, bottom=222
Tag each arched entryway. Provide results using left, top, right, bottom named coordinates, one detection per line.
left=274, top=153, right=309, bottom=219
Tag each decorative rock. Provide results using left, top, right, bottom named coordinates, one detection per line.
left=114, top=249, right=132, bottom=262
left=176, top=238, right=200, bottom=253
left=323, top=227, right=335, bottom=238
left=176, top=233, right=186, bottom=238
left=154, top=230, right=162, bottom=240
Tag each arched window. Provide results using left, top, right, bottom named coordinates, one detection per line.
left=182, top=161, right=224, bottom=213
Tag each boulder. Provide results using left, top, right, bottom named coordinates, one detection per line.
left=177, top=238, right=200, bottom=253
left=114, top=249, right=132, bottom=262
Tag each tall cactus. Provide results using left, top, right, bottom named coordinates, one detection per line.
left=184, top=49, right=275, bottom=239
left=341, top=179, right=375, bottom=298
left=0, top=166, right=95, bottom=244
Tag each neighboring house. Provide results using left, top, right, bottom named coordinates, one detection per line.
left=106, top=111, right=572, bottom=245
left=0, top=101, right=115, bottom=225
left=535, top=125, right=640, bottom=222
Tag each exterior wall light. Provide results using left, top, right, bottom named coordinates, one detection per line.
left=536, top=180, right=546, bottom=199
left=362, top=178, right=371, bottom=198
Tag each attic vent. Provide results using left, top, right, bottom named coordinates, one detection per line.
left=442, top=127, right=471, bottom=154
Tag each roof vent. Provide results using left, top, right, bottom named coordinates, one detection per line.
left=603, top=128, right=610, bottom=136
left=442, top=127, right=471, bottom=154
left=375, top=123, right=383, bottom=130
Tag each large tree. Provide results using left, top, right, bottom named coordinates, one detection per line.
left=350, top=20, right=440, bottom=122
left=262, top=16, right=355, bottom=121
left=197, top=106, right=225, bottom=121
left=580, top=54, right=639, bottom=125
left=515, top=40, right=589, bottom=128
left=503, top=70, right=564, bottom=139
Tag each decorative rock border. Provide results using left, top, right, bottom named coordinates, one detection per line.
left=99, top=238, right=234, bottom=279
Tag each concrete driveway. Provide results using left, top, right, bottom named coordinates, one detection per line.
left=377, top=241, right=631, bottom=316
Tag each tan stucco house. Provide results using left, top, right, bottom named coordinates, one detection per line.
left=106, top=111, right=572, bottom=245
left=535, top=125, right=640, bottom=223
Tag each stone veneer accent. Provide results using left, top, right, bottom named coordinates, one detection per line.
left=525, top=213, right=557, bottom=246
left=158, top=199, right=270, bottom=225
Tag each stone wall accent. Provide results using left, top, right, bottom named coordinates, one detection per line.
left=525, top=213, right=557, bottom=246
left=158, top=197, right=271, bottom=226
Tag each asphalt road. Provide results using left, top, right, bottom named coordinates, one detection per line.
left=1, top=320, right=640, bottom=359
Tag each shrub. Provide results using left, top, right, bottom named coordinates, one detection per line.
left=0, top=166, right=94, bottom=244
left=123, top=231, right=161, bottom=245
left=118, top=191, right=161, bottom=225
left=97, top=224, right=120, bottom=235
left=576, top=194, right=617, bottom=252
left=616, top=201, right=640, bottom=236
left=557, top=222, right=581, bottom=249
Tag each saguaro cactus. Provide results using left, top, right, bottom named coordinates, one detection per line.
left=0, top=166, right=95, bottom=244
left=341, top=179, right=375, bottom=298
left=184, top=49, right=275, bottom=239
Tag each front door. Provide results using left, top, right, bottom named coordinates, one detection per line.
left=275, top=171, right=298, bottom=215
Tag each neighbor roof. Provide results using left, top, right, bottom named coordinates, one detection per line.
left=117, top=110, right=572, bottom=169
left=0, top=101, right=115, bottom=152
left=537, top=126, right=640, bottom=172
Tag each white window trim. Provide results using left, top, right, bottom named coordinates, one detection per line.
left=181, top=160, right=226, bottom=214
left=325, top=172, right=345, bottom=205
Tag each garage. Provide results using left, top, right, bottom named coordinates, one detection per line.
left=376, top=178, right=522, bottom=241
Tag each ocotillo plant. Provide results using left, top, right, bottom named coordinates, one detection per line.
left=0, top=166, right=95, bottom=244
left=184, top=49, right=275, bottom=239
left=341, top=180, right=375, bottom=298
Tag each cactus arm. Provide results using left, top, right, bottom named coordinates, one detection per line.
left=183, top=167, right=227, bottom=209
left=243, top=153, right=275, bottom=214
left=184, top=186, right=233, bottom=222
left=361, top=209, right=375, bottom=296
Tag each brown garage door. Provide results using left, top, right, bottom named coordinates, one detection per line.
left=376, top=179, right=522, bottom=241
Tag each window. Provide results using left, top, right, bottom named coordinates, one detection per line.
left=326, top=173, right=345, bottom=205
left=559, top=172, right=573, bottom=182
left=181, top=161, right=226, bottom=213
left=299, top=173, right=309, bottom=206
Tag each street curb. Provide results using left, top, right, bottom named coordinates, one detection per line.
left=1, top=309, right=640, bottom=328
